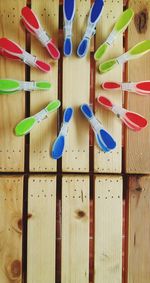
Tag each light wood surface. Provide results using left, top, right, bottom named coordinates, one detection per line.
left=27, top=176, right=56, bottom=283
left=127, top=176, right=150, bottom=282
left=0, top=176, right=23, bottom=282
left=0, top=0, right=25, bottom=171
left=94, top=175, right=123, bottom=283
left=125, top=0, right=150, bottom=173
left=61, top=175, right=89, bottom=283
left=94, top=0, right=123, bottom=173
left=1, top=1, right=150, bottom=282
left=30, top=0, right=59, bottom=172
left=62, top=0, right=90, bottom=172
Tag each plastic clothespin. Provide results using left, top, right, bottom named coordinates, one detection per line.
left=94, top=8, right=134, bottom=60
left=15, top=100, right=61, bottom=136
left=102, top=81, right=150, bottom=96
left=51, top=107, right=73, bottom=159
left=77, top=0, right=104, bottom=58
left=0, top=37, right=51, bottom=72
left=80, top=103, right=116, bottom=152
left=0, top=79, right=51, bottom=94
left=97, top=96, right=148, bottom=131
left=63, top=0, right=75, bottom=56
left=99, top=40, right=150, bottom=73
left=21, top=7, right=60, bottom=60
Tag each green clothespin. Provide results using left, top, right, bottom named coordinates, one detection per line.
left=0, top=79, right=51, bottom=94
left=15, top=100, right=61, bottom=136
left=99, top=40, right=150, bottom=73
left=94, top=8, right=134, bottom=60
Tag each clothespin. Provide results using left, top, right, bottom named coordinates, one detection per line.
left=94, top=8, right=134, bottom=60
left=97, top=96, right=148, bottom=131
left=51, top=107, right=73, bottom=159
left=15, top=100, right=61, bottom=136
left=21, top=7, right=60, bottom=60
left=77, top=0, right=104, bottom=58
left=0, top=79, right=51, bottom=94
left=99, top=40, right=150, bottom=73
left=102, top=81, right=150, bottom=96
left=80, top=103, right=116, bottom=152
left=0, top=37, right=51, bottom=72
left=63, top=0, right=75, bottom=56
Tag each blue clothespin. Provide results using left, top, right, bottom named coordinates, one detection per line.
left=80, top=104, right=116, bottom=152
left=77, top=0, right=104, bottom=58
left=51, top=107, right=74, bottom=159
left=63, top=0, right=75, bottom=56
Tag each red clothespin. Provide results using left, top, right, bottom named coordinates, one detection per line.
left=0, top=37, right=51, bottom=72
left=21, top=7, right=60, bottom=60
left=97, top=96, right=148, bottom=131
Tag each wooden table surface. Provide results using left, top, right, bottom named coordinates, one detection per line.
left=0, top=0, right=150, bottom=282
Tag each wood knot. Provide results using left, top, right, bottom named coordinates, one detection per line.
left=17, top=219, right=22, bottom=231
left=75, top=210, right=86, bottom=219
left=134, top=9, right=148, bottom=33
left=11, top=260, right=21, bottom=278
left=11, top=214, right=22, bottom=234
left=14, top=214, right=32, bottom=233
left=27, top=213, right=32, bottom=220
left=5, top=259, right=22, bottom=280
left=136, top=186, right=143, bottom=192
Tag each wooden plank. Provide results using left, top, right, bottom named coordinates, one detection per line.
left=125, top=0, right=150, bottom=173
left=0, top=0, right=25, bottom=171
left=94, top=0, right=123, bottom=173
left=0, top=176, right=23, bottom=282
left=94, top=175, right=122, bottom=283
left=27, top=176, right=56, bottom=283
left=30, top=0, right=59, bottom=172
left=61, top=175, right=89, bottom=283
left=127, top=176, right=150, bottom=283
left=62, top=0, right=90, bottom=172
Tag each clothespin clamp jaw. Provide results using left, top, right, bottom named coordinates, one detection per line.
left=121, top=82, right=135, bottom=92
left=116, top=52, right=131, bottom=65
left=64, top=20, right=73, bottom=40
left=34, top=108, right=49, bottom=123
left=35, top=28, right=51, bottom=47
left=59, top=122, right=69, bottom=138
left=21, top=51, right=37, bottom=67
left=111, top=104, right=126, bottom=119
left=89, top=115, right=102, bottom=133
left=84, top=21, right=97, bottom=41
left=19, top=81, right=37, bottom=91
left=105, top=30, right=118, bottom=47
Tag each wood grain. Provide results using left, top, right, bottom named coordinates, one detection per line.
left=0, top=176, right=23, bottom=282
left=94, top=0, right=123, bottom=173
left=0, top=0, right=25, bottom=171
left=127, top=176, right=150, bottom=282
left=125, top=0, right=150, bottom=173
left=62, top=0, right=90, bottom=172
left=61, top=175, right=89, bottom=283
left=27, top=176, right=56, bottom=283
left=30, top=0, right=59, bottom=172
left=94, top=175, right=123, bottom=283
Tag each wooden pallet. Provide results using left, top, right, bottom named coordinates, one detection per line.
left=0, top=0, right=150, bottom=282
